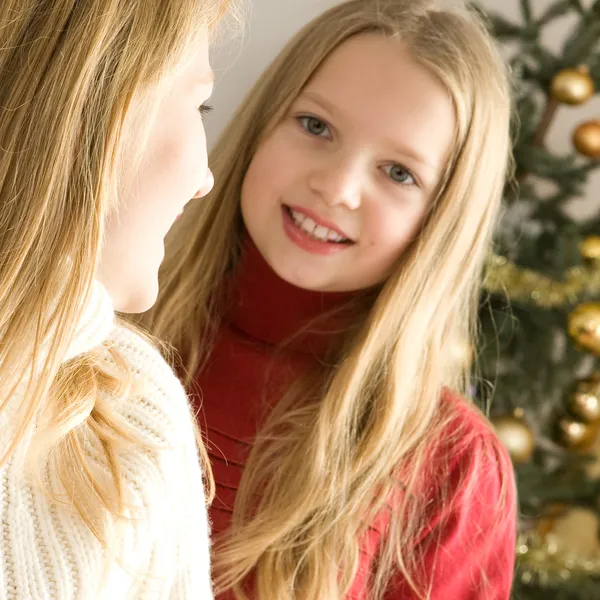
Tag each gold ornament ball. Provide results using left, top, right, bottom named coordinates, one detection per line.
left=568, top=303, right=600, bottom=355
left=580, top=235, right=600, bottom=265
left=551, top=66, right=595, bottom=105
left=573, top=120, right=600, bottom=159
left=535, top=502, right=568, bottom=538
left=492, top=414, right=535, bottom=464
left=557, top=417, right=597, bottom=451
left=569, top=377, right=600, bottom=423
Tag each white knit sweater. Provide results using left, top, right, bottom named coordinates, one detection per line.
left=0, top=282, right=213, bottom=599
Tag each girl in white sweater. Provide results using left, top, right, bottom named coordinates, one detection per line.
left=0, top=0, right=234, bottom=597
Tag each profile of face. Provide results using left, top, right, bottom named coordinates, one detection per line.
left=97, top=34, right=215, bottom=313
left=241, top=34, right=456, bottom=292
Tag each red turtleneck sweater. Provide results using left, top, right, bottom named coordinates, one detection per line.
left=192, top=239, right=516, bottom=599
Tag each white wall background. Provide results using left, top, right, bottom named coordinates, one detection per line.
left=206, top=0, right=600, bottom=218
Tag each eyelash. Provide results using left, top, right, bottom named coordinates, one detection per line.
left=199, top=104, right=213, bottom=118
left=296, top=114, right=419, bottom=187
left=297, top=115, right=331, bottom=139
left=382, top=164, right=417, bottom=187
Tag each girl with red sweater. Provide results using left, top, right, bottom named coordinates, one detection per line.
left=148, top=0, right=517, bottom=598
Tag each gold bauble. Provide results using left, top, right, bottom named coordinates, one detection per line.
left=573, top=120, right=600, bottom=158
left=535, top=503, right=568, bottom=538
left=492, top=414, right=535, bottom=464
left=569, top=376, right=600, bottom=423
left=580, top=235, right=600, bottom=265
left=551, top=66, right=595, bottom=105
left=557, top=417, right=597, bottom=451
left=568, top=303, right=600, bottom=355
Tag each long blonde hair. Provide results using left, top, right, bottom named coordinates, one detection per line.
left=149, top=0, right=513, bottom=597
left=0, top=0, right=232, bottom=544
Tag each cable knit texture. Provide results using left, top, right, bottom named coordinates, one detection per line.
left=0, top=281, right=213, bottom=600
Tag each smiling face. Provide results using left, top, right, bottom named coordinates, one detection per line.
left=97, top=34, right=215, bottom=313
left=240, top=33, right=456, bottom=292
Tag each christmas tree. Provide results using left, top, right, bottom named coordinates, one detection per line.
left=472, top=0, right=600, bottom=598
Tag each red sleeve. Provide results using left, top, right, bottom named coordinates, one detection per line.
left=384, top=433, right=517, bottom=600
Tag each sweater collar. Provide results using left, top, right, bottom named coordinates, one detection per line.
left=64, top=279, right=115, bottom=361
left=3, top=280, right=114, bottom=430
left=224, top=236, right=368, bottom=357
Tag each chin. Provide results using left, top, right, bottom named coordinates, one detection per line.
left=115, top=281, right=159, bottom=315
left=270, top=257, right=332, bottom=292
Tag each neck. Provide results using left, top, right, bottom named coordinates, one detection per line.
left=3, top=280, right=115, bottom=430
left=65, top=279, right=115, bottom=361
left=223, top=235, right=372, bottom=357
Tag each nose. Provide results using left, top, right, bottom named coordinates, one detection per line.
left=193, top=168, right=214, bottom=199
left=307, top=154, right=362, bottom=210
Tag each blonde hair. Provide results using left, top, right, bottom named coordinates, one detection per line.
left=149, top=0, right=514, bottom=598
left=0, top=0, right=233, bottom=544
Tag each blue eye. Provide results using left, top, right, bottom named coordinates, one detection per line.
left=198, top=104, right=213, bottom=118
left=298, top=116, right=331, bottom=138
left=383, top=164, right=416, bottom=186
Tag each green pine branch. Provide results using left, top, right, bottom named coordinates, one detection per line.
left=473, top=2, right=600, bottom=595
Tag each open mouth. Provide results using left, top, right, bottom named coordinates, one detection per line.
left=283, top=205, right=353, bottom=245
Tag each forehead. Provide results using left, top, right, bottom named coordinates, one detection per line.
left=173, top=34, right=213, bottom=88
left=301, top=34, right=456, bottom=172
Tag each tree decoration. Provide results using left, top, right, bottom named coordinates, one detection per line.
left=568, top=376, right=600, bottom=423
left=551, top=66, right=595, bottom=106
left=568, top=303, right=600, bottom=355
left=492, top=410, right=536, bottom=464
left=573, top=120, right=600, bottom=159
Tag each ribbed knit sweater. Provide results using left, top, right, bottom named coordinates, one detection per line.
left=0, top=281, right=212, bottom=600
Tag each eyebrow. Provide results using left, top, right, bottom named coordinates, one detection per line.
left=299, top=90, right=437, bottom=172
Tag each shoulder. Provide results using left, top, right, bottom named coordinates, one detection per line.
left=443, top=388, right=514, bottom=476
left=88, top=320, right=210, bottom=565
left=98, top=323, right=205, bottom=523
left=430, top=389, right=516, bottom=513
left=384, top=393, right=517, bottom=598
left=97, top=320, right=202, bottom=507
left=418, top=390, right=517, bottom=594
left=104, top=320, right=195, bottom=441
left=107, top=320, right=183, bottom=394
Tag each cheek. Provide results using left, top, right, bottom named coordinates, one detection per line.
left=137, top=113, right=209, bottom=205
left=162, top=124, right=208, bottom=191
left=240, top=159, right=261, bottom=223
left=365, top=200, right=426, bottom=260
left=241, top=144, right=282, bottom=219
left=242, top=130, right=301, bottom=204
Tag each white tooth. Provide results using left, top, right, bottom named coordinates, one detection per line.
left=292, top=210, right=347, bottom=243
left=314, top=225, right=329, bottom=240
left=301, top=217, right=316, bottom=234
left=291, top=209, right=305, bottom=224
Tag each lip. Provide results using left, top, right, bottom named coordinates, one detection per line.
left=284, top=203, right=353, bottom=241
left=281, top=206, right=352, bottom=256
